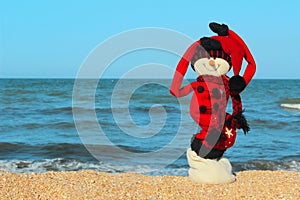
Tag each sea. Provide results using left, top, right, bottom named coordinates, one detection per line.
left=1, top=79, right=300, bottom=176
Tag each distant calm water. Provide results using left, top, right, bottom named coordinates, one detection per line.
left=0, top=79, right=300, bottom=175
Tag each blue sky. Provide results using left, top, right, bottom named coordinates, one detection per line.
left=1, top=0, right=300, bottom=79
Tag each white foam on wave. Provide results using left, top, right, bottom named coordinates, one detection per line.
left=0, top=159, right=187, bottom=175
left=281, top=104, right=300, bottom=110
left=0, top=159, right=106, bottom=173
left=276, top=160, right=300, bottom=172
left=0, top=159, right=299, bottom=174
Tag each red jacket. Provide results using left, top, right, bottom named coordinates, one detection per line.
left=171, top=74, right=241, bottom=150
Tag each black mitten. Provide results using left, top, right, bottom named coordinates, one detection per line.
left=229, top=75, right=246, bottom=94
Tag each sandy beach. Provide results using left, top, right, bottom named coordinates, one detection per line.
left=0, top=170, right=299, bottom=199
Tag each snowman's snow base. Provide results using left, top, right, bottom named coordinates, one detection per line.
left=187, top=148, right=236, bottom=184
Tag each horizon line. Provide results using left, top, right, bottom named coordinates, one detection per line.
left=0, top=77, right=299, bottom=80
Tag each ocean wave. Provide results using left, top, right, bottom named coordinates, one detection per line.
left=46, top=91, right=70, bottom=97
left=35, top=106, right=180, bottom=116
left=1, top=89, right=38, bottom=95
left=281, top=104, right=300, bottom=110
left=276, top=98, right=300, bottom=104
left=134, top=105, right=179, bottom=113
left=22, top=122, right=75, bottom=129
left=0, top=143, right=175, bottom=161
left=37, top=106, right=137, bottom=115
left=0, top=143, right=93, bottom=161
left=250, top=119, right=291, bottom=130
left=0, top=158, right=105, bottom=173
left=0, top=158, right=299, bottom=174
left=0, top=158, right=172, bottom=174
left=232, top=160, right=300, bottom=172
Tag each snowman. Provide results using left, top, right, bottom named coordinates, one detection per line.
left=170, top=22, right=256, bottom=183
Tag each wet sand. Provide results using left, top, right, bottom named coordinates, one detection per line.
left=0, top=170, right=299, bottom=199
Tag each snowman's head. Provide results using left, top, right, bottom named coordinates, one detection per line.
left=191, top=37, right=232, bottom=77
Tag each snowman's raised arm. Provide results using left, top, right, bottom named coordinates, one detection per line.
left=170, top=41, right=199, bottom=97
left=228, top=30, right=256, bottom=85
left=209, top=22, right=256, bottom=93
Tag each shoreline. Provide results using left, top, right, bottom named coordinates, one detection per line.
left=0, top=170, right=299, bottom=199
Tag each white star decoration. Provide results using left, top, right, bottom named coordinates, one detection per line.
left=225, top=127, right=233, bottom=138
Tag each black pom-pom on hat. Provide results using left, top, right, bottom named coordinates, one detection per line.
left=209, top=22, right=229, bottom=36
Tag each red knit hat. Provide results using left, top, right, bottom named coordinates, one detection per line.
left=210, top=31, right=256, bottom=85
left=190, top=37, right=232, bottom=71
left=170, top=23, right=256, bottom=96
